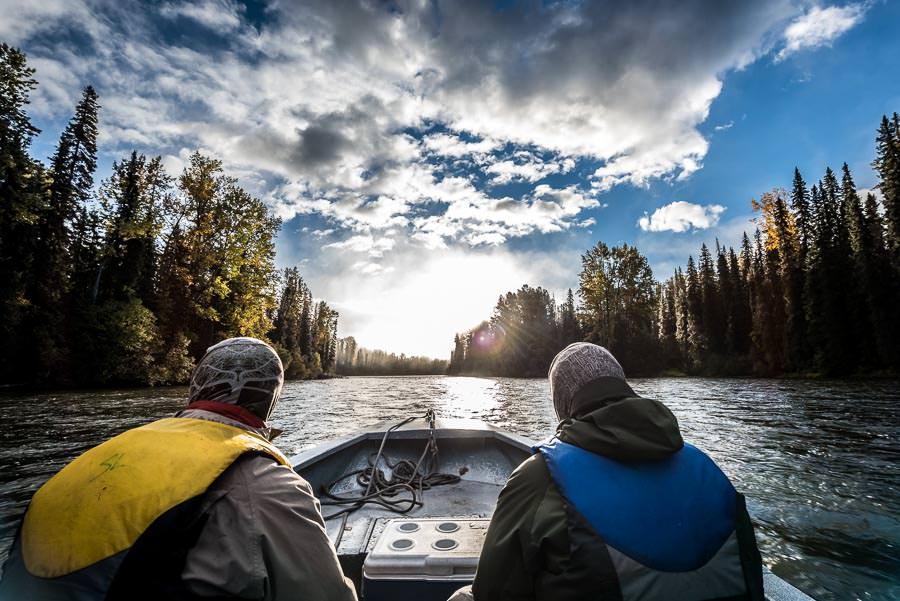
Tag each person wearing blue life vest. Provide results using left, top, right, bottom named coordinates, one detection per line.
left=0, top=337, right=357, bottom=601
left=452, top=342, right=764, bottom=601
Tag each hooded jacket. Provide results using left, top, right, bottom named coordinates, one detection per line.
left=469, top=378, right=764, bottom=601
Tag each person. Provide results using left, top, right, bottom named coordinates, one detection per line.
left=453, top=342, right=764, bottom=601
left=0, top=337, right=357, bottom=601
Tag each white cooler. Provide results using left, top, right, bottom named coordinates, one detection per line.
left=362, top=518, right=490, bottom=601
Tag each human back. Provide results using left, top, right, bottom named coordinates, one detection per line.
left=0, top=337, right=357, bottom=601
left=461, top=343, right=764, bottom=601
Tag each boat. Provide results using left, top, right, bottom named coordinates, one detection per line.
left=292, top=414, right=815, bottom=601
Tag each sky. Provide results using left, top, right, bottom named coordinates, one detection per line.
left=5, top=0, right=899, bottom=359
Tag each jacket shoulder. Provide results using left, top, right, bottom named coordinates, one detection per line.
left=507, top=452, right=552, bottom=491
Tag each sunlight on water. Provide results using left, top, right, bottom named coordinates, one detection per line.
left=440, top=376, right=500, bottom=416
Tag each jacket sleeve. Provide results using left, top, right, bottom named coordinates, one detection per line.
left=182, top=454, right=357, bottom=601
left=471, top=454, right=564, bottom=601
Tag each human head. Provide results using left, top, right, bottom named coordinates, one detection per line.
left=548, top=342, right=625, bottom=420
left=188, top=337, right=284, bottom=421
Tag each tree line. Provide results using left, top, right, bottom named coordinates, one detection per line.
left=0, top=44, right=338, bottom=387
left=450, top=113, right=900, bottom=377
left=336, top=337, right=448, bottom=376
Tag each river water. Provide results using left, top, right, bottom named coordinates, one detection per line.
left=1, top=376, right=898, bottom=600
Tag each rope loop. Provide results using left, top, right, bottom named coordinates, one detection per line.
left=322, top=411, right=461, bottom=520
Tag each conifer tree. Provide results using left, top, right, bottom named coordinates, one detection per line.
left=727, top=246, right=752, bottom=357
left=98, top=152, right=168, bottom=304
left=874, top=114, right=900, bottom=272
left=559, top=288, right=581, bottom=345
left=0, top=44, right=44, bottom=382
left=791, top=168, right=811, bottom=264
left=749, top=229, right=776, bottom=374
left=715, top=247, right=734, bottom=355
left=772, top=189, right=802, bottom=370
left=656, top=279, right=678, bottom=364
left=32, top=85, right=100, bottom=381
left=684, top=256, right=703, bottom=368
left=671, top=267, right=691, bottom=366
left=698, top=243, right=725, bottom=356
left=824, top=167, right=855, bottom=371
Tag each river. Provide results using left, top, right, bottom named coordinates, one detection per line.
left=1, top=376, right=898, bottom=600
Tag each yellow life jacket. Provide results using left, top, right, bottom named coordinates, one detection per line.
left=21, top=417, right=290, bottom=578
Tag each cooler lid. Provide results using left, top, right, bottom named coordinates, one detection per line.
left=363, top=518, right=490, bottom=580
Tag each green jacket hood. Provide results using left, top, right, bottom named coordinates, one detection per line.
left=556, top=378, right=683, bottom=462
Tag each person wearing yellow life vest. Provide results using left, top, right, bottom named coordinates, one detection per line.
left=0, top=337, right=357, bottom=601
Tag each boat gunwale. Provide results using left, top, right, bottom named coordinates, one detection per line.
left=290, top=417, right=533, bottom=469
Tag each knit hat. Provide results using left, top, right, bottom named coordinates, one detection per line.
left=188, top=337, right=285, bottom=421
left=548, top=342, right=625, bottom=420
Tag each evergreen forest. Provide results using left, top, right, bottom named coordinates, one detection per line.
left=0, top=44, right=339, bottom=387
left=336, top=337, right=448, bottom=376
left=450, top=115, right=900, bottom=378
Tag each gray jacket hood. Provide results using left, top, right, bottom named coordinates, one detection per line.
left=556, top=378, right=684, bottom=462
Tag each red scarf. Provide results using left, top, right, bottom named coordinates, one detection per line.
left=186, top=400, right=267, bottom=430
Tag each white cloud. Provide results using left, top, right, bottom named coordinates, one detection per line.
left=485, top=154, right=573, bottom=184
left=776, top=4, right=866, bottom=62
left=159, top=0, right=243, bottom=32
left=351, top=261, right=395, bottom=277
left=421, top=133, right=497, bottom=158
left=714, top=120, right=734, bottom=131
left=324, top=235, right=395, bottom=258
left=638, top=201, right=726, bottom=233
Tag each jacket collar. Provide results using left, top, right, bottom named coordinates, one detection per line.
left=176, top=403, right=281, bottom=440
left=186, top=400, right=266, bottom=429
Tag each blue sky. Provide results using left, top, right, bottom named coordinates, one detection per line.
left=5, top=0, right=898, bottom=358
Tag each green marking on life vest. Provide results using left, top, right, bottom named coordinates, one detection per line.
left=90, top=452, right=126, bottom=482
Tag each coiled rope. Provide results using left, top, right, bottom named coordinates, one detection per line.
left=322, top=409, right=461, bottom=521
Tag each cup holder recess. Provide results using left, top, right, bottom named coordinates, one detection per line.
left=390, top=538, right=415, bottom=551
left=432, top=538, right=458, bottom=551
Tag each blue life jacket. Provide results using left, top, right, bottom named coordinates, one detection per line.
left=536, top=438, right=752, bottom=600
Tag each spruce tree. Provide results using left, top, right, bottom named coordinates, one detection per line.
left=98, top=152, right=168, bottom=305
left=749, top=228, right=778, bottom=374
left=728, top=247, right=752, bottom=358
left=559, top=288, right=581, bottom=345
left=825, top=167, right=856, bottom=372
left=32, top=85, right=100, bottom=382
left=672, top=267, right=691, bottom=367
left=684, top=256, right=703, bottom=369
left=698, top=243, right=725, bottom=357
left=874, top=114, right=900, bottom=272
left=772, top=189, right=801, bottom=371
left=0, top=44, right=44, bottom=383
left=791, top=168, right=811, bottom=263
left=841, top=165, right=871, bottom=293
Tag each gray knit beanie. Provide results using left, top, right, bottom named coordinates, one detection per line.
left=548, top=342, right=625, bottom=420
